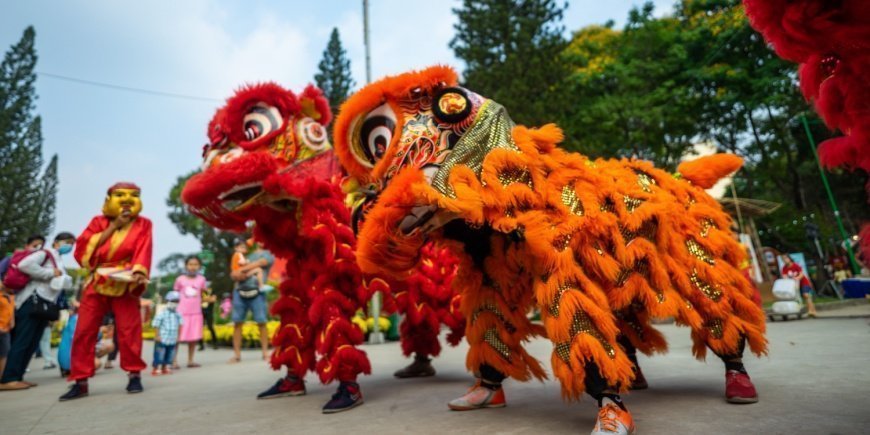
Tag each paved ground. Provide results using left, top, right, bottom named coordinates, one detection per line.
left=3, top=303, right=869, bottom=435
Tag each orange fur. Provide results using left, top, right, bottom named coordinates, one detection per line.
left=677, top=154, right=744, bottom=189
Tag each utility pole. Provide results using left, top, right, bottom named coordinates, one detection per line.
left=363, top=0, right=384, bottom=344
left=800, top=115, right=860, bottom=274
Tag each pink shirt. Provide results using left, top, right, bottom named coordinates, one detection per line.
left=174, top=274, right=207, bottom=315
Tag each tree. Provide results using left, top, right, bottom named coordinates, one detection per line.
left=450, top=0, right=570, bottom=127
left=314, top=28, right=355, bottom=120
left=166, top=172, right=238, bottom=296
left=0, top=26, right=58, bottom=252
left=557, top=0, right=869, bottom=255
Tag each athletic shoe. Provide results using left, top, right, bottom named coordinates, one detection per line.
left=629, top=364, right=648, bottom=390
left=59, top=382, right=88, bottom=401
left=257, top=376, right=306, bottom=399
left=322, top=381, right=364, bottom=413
left=126, top=376, right=144, bottom=394
left=162, top=368, right=173, bottom=375
left=394, top=356, right=436, bottom=378
left=447, top=381, right=506, bottom=411
left=151, top=369, right=161, bottom=377
left=591, top=403, right=636, bottom=435
left=725, top=370, right=758, bottom=403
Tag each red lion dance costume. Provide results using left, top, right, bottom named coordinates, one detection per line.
left=335, top=66, right=768, bottom=434
left=181, top=83, right=462, bottom=413
left=743, top=0, right=870, bottom=264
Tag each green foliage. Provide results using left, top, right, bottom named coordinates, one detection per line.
left=0, top=26, right=58, bottom=251
left=166, top=171, right=237, bottom=296
left=314, top=28, right=355, bottom=120
left=450, top=0, right=571, bottom=127
left=556, top=0, right=867, bottom=254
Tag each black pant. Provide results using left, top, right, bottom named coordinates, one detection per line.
left=199, top=306, right=217, bottom=349
left=1, top=296, right=49, bottom=383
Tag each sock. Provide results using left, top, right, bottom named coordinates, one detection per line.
left=597, top=393, right=626, bottom=411
left=480, top=378, right=502, bottom=391
left=725, top=360, right=747, bottom=374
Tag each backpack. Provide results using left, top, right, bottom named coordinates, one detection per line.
left=0, top=255, right=11, bottom=278
left=2, top=250, right=57, bottom=293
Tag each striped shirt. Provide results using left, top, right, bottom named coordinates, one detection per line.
left=151, top=308, right=183, bottom=344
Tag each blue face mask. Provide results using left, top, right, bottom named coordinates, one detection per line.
left=58, top=244, right=73, bottom=255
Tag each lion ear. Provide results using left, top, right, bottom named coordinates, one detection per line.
left=299, top=84, right=333, bottom=126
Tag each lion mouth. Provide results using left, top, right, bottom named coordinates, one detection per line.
left=218, top=182, right=264, bottom=211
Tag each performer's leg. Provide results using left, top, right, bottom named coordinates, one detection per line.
left=258, top=278, right=314, bottom=400
left=617, top=335, right=647, bottom=390
left=712, top=336, right=758, bottom=404
left=111, top=295, right=147, bottom=376
left=68, top=291, right=108, bottom=381
left=60, top=290, right=109, bottom=401
left=394, top=320, right=438, bottom=378
left=585, top=361, right=636, bottom=435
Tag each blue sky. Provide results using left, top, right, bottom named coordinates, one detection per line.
left=2, top=0, right=674, bottom=266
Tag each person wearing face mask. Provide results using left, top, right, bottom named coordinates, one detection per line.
left=0, top=232, right=76, bottom=391
left=172, top=256, right=207, bottom=368
left=151, top=291, right=182, bottom=375
left=60, top=182, right=153, bottom=401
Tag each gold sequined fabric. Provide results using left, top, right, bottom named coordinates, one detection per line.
left=623, top=195, right=644, bottom=213
left=690, top=269, right=723, bottom=301
left=560, top=185, right=585, bottom=216
left=554, top=341, right=572, bottom=363
left=498, top=167, right=533, bottom=188
left=548, top=282, right=579, bottom=318
left=707, top=318, right=724, bottom=339
left=569, top=310, right=616, bottom=358
left=636, top=171, right=656, bottom=193
left=430, top=100, right=518, bottom=196
left=686, top=239, right=716, bottom=265
left=484, top=328, right=511, bottom=360
left=700, top=218, right=715, bottom=238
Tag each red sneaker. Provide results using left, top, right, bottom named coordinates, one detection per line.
left=150, top=369, right=161, bottom=377
left=162, top=368, right=173, bottom=375
left=725, top=370, right=758, bottom=404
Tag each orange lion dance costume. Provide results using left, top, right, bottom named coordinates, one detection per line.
left=335, top=66, right=768, bottom=432
left=743, top=0, right=870, bottom=265
left=181, top=82, right=462, bottom=413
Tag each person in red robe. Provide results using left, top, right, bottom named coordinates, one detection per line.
left=59, top=182, right=153, bottom=401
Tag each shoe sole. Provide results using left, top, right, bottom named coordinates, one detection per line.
left=394, top=372, right=436, bottom=379
left=257, top=391, right=306, bottom=400
left=448, top=403, right=506, bottom=411
left=727, top=396, right=758, bottom=404
left=128, top=389, right=144, bottom=394
left=59, top=393, right=88, bottom=402
left=322, top=398, right=364, bottom=414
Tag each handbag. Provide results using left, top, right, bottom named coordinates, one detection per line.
left=30, top=293, right=60, bottom=321
left=236, top=277, right=261, bottom=300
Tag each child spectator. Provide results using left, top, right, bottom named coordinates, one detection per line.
left=173, top=256, right=207, bottom=368
left=151, top=291, right=182, bottom=375
left=219, top=292, right=232, bottom=319
left=231, top=240, right=270, bottom=293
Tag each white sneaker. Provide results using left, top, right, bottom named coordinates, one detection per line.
left=591, top=403, right=636, bottom=435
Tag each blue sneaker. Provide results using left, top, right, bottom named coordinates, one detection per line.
left=322, top=381, right=364, bottom=413
left=257, top=376, right=306, bottom=399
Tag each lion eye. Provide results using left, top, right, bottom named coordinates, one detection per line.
left=351, top=103, right=396, bottom=168
left=242, top=103, right=281, bottom=142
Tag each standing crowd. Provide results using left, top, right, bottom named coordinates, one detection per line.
left=0, top=182, right=277, bottom=399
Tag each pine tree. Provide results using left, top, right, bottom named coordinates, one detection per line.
left=0, top=26, right=58, bottom=252
left=450, top=0, right=570, bottom=127
left=314, top=28, right=355, bottom=120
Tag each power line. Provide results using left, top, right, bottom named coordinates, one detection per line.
left=36, top=71, right=222, bottom=103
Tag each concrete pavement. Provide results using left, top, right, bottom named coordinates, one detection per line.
left=2, top=304, right=869, bottom=434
